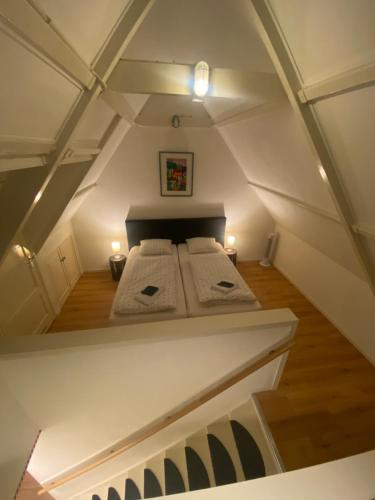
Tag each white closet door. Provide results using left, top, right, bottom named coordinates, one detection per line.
left=0, top=247, right=52, bottom=335
left=59, top=236, right=80, bottom=288
left=47, top=248, right=70, bottom=308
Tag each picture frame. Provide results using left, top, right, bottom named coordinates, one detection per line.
left=159, top=151, right=194, bottom=197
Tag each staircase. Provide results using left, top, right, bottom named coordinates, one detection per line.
left=84, top=398, right=282, bottom=500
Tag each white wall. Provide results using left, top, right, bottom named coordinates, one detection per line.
left=274, top=225, right=375, bottom=364
left=72, top=125, right=275, bottom=270
left=0, top=378, right=39, bottom=500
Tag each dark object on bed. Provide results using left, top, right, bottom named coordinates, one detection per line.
left=126, top=217, right=226, bottom=249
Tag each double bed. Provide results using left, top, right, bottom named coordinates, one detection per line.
left=109, top=216, right=261, bottom=325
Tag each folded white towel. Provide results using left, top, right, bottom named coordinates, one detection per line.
left=211, top=282, right=239, bottom=294
left=134, top=286, right=164, bottom=306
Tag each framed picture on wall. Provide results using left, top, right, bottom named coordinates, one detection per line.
left=159, top=151, right=194, bottom=197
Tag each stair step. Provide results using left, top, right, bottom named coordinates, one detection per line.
left=146, top=453, right=166, bottom=495
left=107, top=486, right=122, bottom=500
left=185, top=446, right=210, bottom=491
left=207, top=416, right=245, bottom=483
left=126, top=465, right=144, bottom=499
left=207, top=434, right=237, bottom=486
left=230, top=419, right=265, bottom=480
left=230, top=399, right=280, bottom=475
left=165, top=442, right=188, bottom=493
left=124, top=478, right=142, bottom=500
left=186, top=431, right=215, bottom=488
left=144, top=468, right=163, bottom=498
left=164, top=458, right=186, bottom=495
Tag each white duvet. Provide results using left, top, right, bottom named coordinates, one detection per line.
left=189, top=253, right=257, bottom=305
left=115, top=255, right=177, bottom=314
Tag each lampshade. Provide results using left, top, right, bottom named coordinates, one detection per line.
left=194, top=61, right=210, bottom=97
left=111, top=241, right=121, bottom=253
left=227, top=235, right=236, bottom=247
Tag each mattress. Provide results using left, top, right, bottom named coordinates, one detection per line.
left=109, top=245, right=187, bottom=325
left=178, top=243, right=261, bottom=317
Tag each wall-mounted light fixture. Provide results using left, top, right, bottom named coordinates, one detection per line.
left=194, top=61, right=210, bottom=98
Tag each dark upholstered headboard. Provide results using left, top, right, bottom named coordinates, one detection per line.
left=126, top=216, right=226, bottom=249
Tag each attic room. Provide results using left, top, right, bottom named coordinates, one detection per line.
left=0, top=0, right=375, bottom=499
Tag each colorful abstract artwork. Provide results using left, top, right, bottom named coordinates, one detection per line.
left=166, top=158, right=187, bottom=191
left=159, top=152, right=194, bottom=196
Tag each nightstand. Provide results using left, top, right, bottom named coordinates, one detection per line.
left=109, top=254, right=126, bottom=281
left=224, top=248, right=237, bottom=266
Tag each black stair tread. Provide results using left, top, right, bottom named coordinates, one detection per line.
left=125, top=478, right=141, bottom=500
left=185, top=446, right=210, bottom=491
left=230, top=420, right=266, bottom=480
left=207, top=433, right=237, bottom=486
left=164, top=458, right=185, bottom=495
left=107, top=487, right=121, bottom=500
left=144, top=468, right=163, bottom=498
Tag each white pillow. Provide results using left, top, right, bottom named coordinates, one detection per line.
left=140, top=239, right=172, bottom=256
left=186, top=237, right=218, bottom=254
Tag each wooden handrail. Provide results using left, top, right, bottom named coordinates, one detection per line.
left=38, top=339, right=294, bottom=495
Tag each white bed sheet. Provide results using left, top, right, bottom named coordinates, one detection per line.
left=109, top=245, right=187, bottom=325
left=178, top=243, right=261, bottom=317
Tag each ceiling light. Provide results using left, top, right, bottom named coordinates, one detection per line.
left=194, top=61, right=210, bottom=98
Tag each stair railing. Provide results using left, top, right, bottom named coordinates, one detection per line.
left=38, top=339, right=294, bottom=495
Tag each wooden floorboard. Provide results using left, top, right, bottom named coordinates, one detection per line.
left=47, top=264, right=375, bottom=472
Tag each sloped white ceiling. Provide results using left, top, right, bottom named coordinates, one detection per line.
left=219, top=104, right=336, bottom=213
left=0, top=30, right=80, bottom=140
left=123, top=0, right=275, bottom=72
left=204, top=96, right=268, bottom=123
left=269, top=0, right=375, bottom=85
left=313, top=86, right=375, bottom=228
left=34, top=0, right=131, bottom=64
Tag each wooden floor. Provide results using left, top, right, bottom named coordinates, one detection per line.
left=47, top=264, right=375, bottom=473
left=48, top=271, right=118, bottom=332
